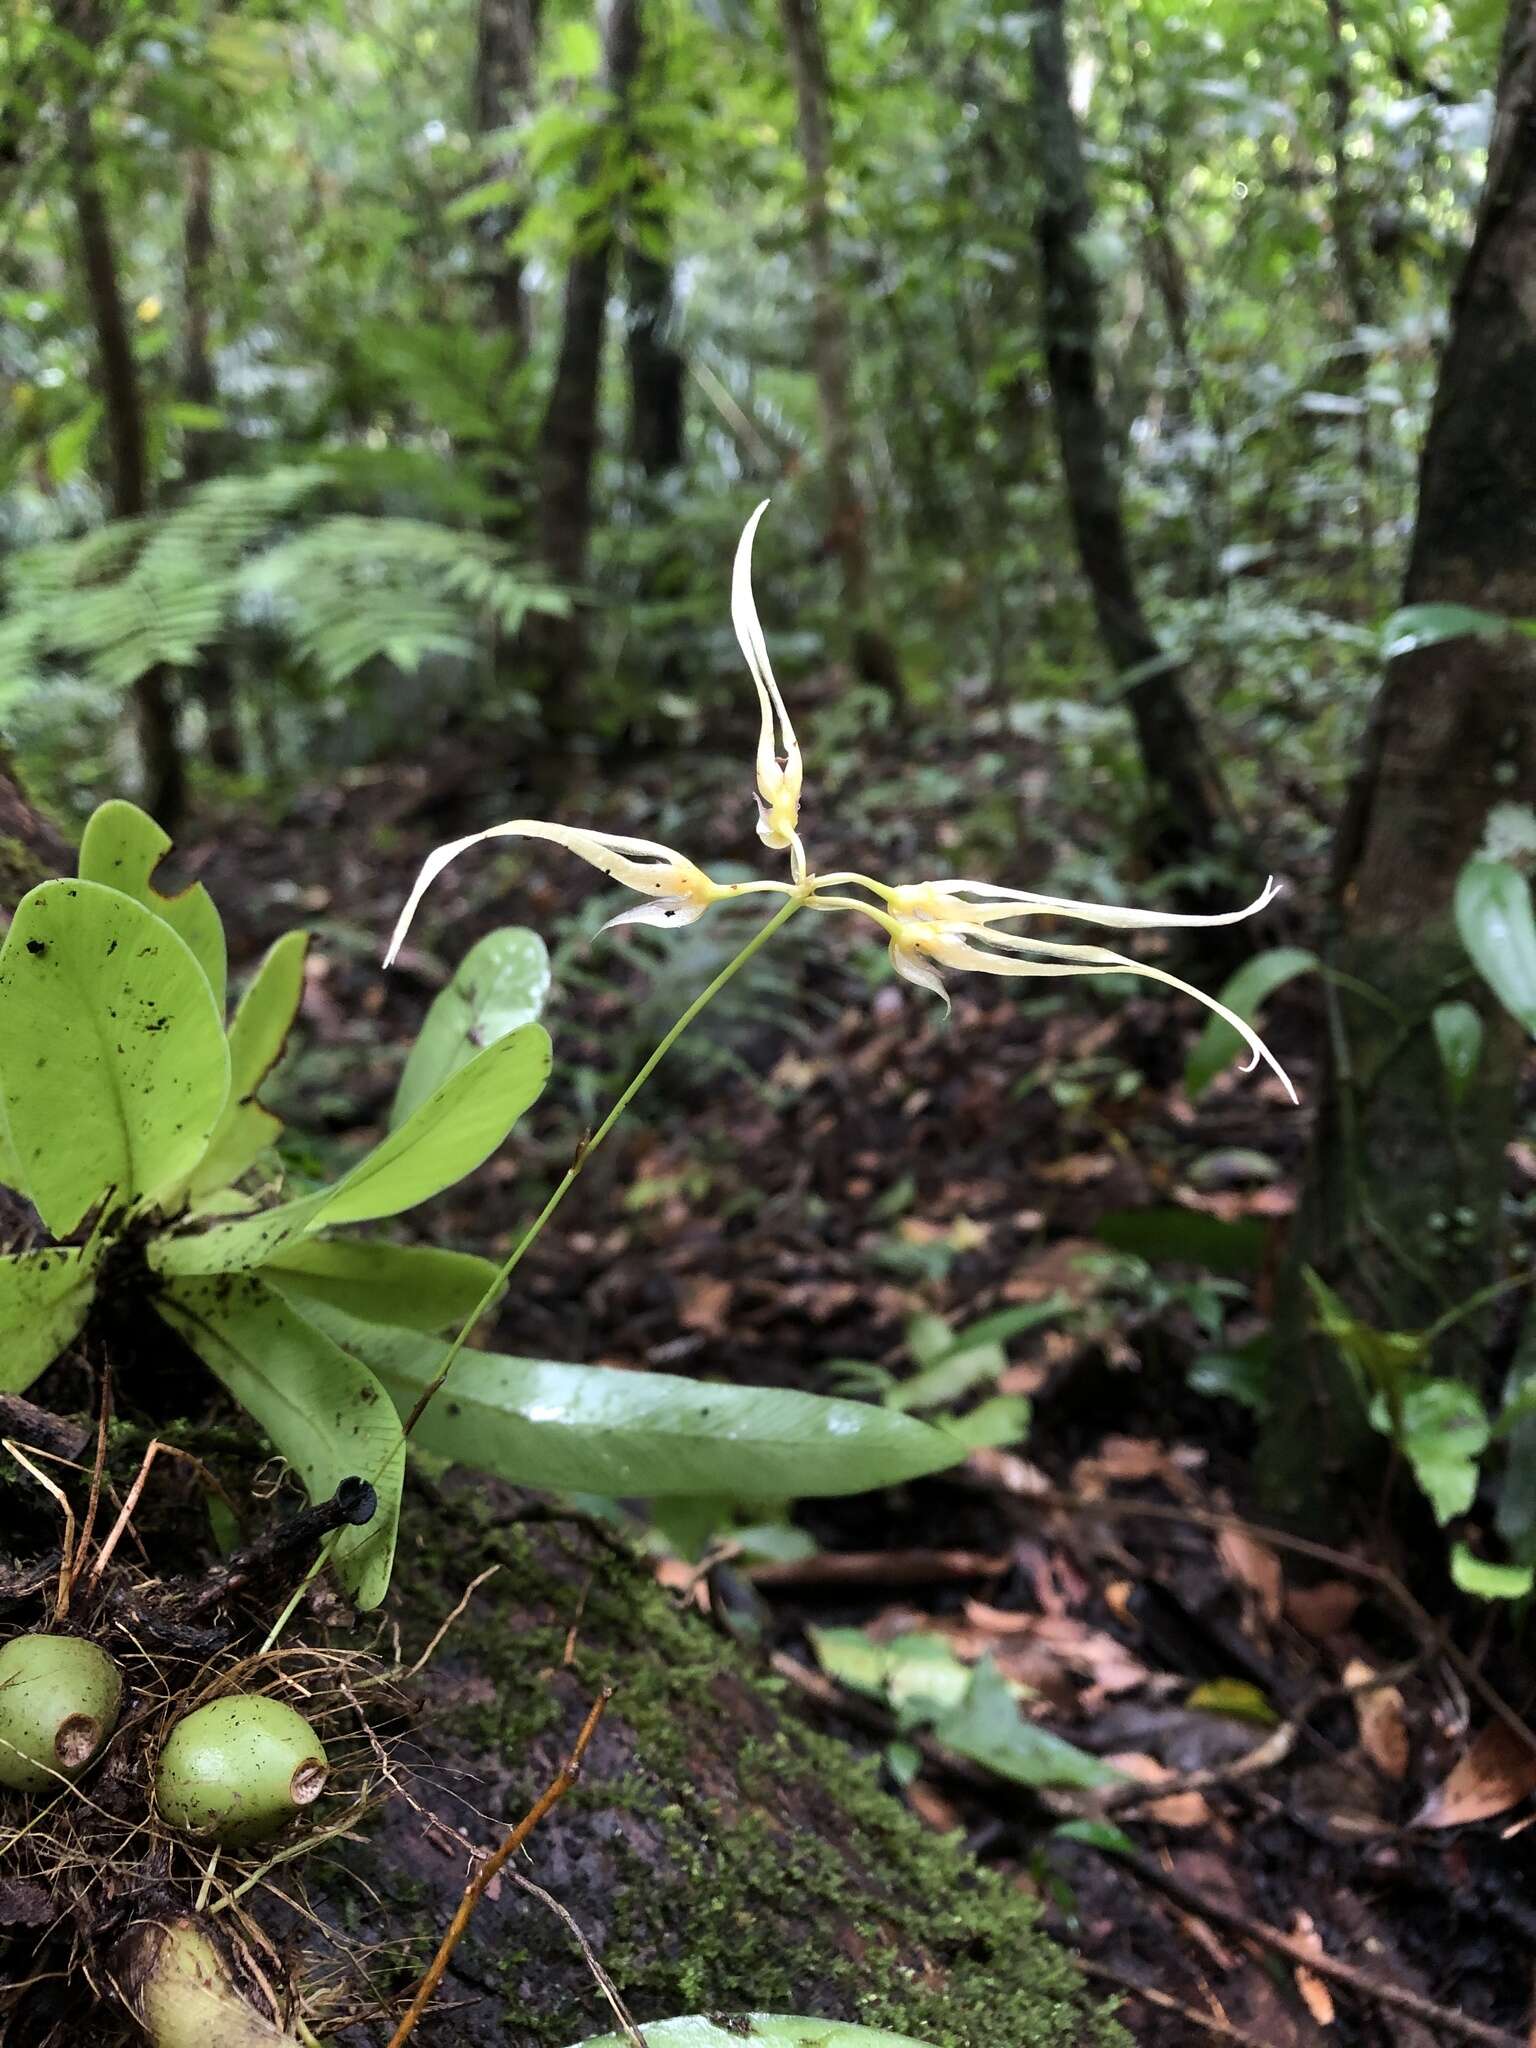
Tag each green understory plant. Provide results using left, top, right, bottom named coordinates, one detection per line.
left=0, top=802, right=961, bottom=1610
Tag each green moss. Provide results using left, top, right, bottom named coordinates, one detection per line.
left=361, top=1503, right=1125, bottom=2048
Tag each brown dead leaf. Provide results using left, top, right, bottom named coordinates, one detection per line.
left=1036, top=1152, right=1117, bottom=1187
left=966, top=1446, right=1052, bottom=1497
left=1217, top=1526, right=1284, bottom=1627
left=1416, top=1720, right=1536, bottom=1828
left=677, top=1274, right=732, bottom=1336
left=1174, top=1184, right=1296, bottom=1223
left=1002, top=1237, right=1107, bottom=1306
left=905, top=1779, right=962, bottom=1833
left=1290, top=1912, right=1336, bottom=2025
left=1285, top=1580, right=1361, bottom=1640
left=1103, top=1752, right=1212, bottom=1827
left=1342, top=1656, right=1410, bottom=1781
left=962, top=1603, right=1151, bottom=1699
left=1071, top=1434, right=1205, bottom=1501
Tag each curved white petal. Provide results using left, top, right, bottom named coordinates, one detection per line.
left=598, top=897, right=710, bottom=935
left=905, top=875, right=1282, bottom=933
left=928, top=925, right=1297, bottom=1104
left=385, top=819, right=711, bottom=967
left=888, top=938, right=951, bottom=1012
left=732, top=500, right=802, bottom=834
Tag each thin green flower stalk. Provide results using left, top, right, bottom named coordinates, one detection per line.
left=376, top=501, right=1297, bottom=1459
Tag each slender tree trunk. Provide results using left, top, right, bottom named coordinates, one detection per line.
left=777, top=0, right=900, bottom=691
left=527, top=0, right=644, bottom=713
left=1323, top=0, right=1378, bottom=589
left=625, top=244, right=685, bottom=479
left=1027, top=0, right=1235, bottom=882
left=1262, top=1, right=1536, bottom=1526
left=65, top=101, right=185, bottom=827
left=475, top=0, right=542, bottom=542
left=180, top=147, right=241, bottom=772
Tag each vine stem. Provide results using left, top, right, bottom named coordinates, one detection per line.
left=260, top=897, right=802, bottom=1654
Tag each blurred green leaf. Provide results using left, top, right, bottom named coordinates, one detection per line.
left=1432, top=999, right=1484, bottom=1103
left=78, top=799, right=227, bottom=1009
left=1450, top=1544, right=1533, bottom=1600
left=1456, top=860, right=1536, bottom=1036
left=392, top=927, right=551, bottom=1128
left=0, top=1246, right=99, bottom=1395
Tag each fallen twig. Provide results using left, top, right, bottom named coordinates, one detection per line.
left=384, top=1687, right=613, bottom=2048
left=1118, top=1844, right=1522, bottom=2047
left=749, top=1546, right=1010, bottom=1591
left=1075, top=1956, right=1282, bottom=2048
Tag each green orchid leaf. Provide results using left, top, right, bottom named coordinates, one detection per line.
left=158, top=1276, right=403, bottom=1607
left=0, top=1246, right=99, bottom=1394
left=298, top=1307, right=966, bottom=1499
left=1456, top=860, right=1536, bottom=1036
left=263, top=1237, right=501, bottom=1331
left=1432, top=999, right=1484, bottom=1103
left=0, top=1111, right=26, bottom=1199
left=1185, top=947, right=1318, bottom=1099
left=304, top=1020, right=552, bottom=1228
left=0, top=881, right=230, bottom=1236
left=392, top=926, right=550, bottom=1128
left=153, top=1020, right=551, bottom=1275
left=151, top=1190, right=329, bottom=1278
left=565, top=2019, right=936, bottom=2047
left=78, top=799, right=227, bottom=1010
left=191, top=929, right=309, bottom=1195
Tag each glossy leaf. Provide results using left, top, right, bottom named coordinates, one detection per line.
left=78, top=799, right=227, bottom=1009
left=153, top=1021, right=551, bottom=1275
left=263, top=1236, right=501, bottom=1331
left=392, top=926, right=550, bottom=1127
left=301, top=1308, right=966, bottom=1498
left=1456, top=861, right=1536, bottom=1036
left=0, top=881, right=230, bottom=1236
left=308, top=1021, right=551, bottom=1227
left=158, top=1276, right=403, bottom=1607
left=565, top=2019, right=937, bottom=2048
left=191, top=928, right=309, bottom=1195
left=0, top=1246, right=99, bottom=1394
left=1184, top=947, right=1317, bottom=1098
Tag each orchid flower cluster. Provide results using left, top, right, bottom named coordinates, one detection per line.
left=386, top=502, right=1296, bottom=1104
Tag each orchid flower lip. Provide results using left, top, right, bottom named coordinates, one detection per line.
left=733, top=499, right=803, bottom=854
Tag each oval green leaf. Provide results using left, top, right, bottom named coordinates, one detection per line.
left=392, top=926, right=550, bottom=1128
left=263, top=1237, right=502, bottom=1332
left=78, top=798, right=227, bottom=1009
left=565, top=2019, right=936, bottom=2047
left=159, top=1275, right=403, bottom=1607
left=0, top=1246, right=100, bottom=1394
left=1455, top=860, right=1536, bottom=1036
left=0, top=881, right=231, bottom=1236
left=191, top=928, right=309, bottom=1195
left=1184, top=946, right=1318, bottom=1099
left=153, top=1020, right=551, bottom=1275
left=1380, top=603, right=1509, bottom=660
left=299, top=1308, right=965, bottom=1498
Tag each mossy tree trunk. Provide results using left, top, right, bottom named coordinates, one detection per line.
left=1261, top=0, right=1536, bottom=1526
left=312, top=1480, right=1122, bottom=2048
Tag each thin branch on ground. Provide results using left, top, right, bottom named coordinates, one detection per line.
left=1074, top=1956, right=1285, bottom=2048
left=384, top=1687, right=614, bottom=2048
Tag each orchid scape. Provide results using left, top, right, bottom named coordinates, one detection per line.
left=387, top=502, right=1298, bottom=1109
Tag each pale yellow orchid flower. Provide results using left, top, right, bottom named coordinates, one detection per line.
left=876, top=910, right=1298, bottom=1104
left=384, top=821, right=732, bottom=968
left=733, top=499, right=805, bottom=879
left=385, top=505, right=1295, bottom=1106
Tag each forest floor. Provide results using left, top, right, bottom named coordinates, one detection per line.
left=182, top=715, right=1536, bottom=2048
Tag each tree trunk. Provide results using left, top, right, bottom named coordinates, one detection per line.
left=1027, top=0, right=1235, bottom=883
left=0, top=751, right=70, bottom=912
left=1323, top=0, right=1378, bottom=590
left=526, top=0, right=644, bottom=713
left=777, top=0, right=900, bottom=691
left=475, top=0, right=542, bottom=543
left=180, top=146, right=242, bottom=772
left=65, top=98, right=185, bottom=829
left=1261, top=0, right=1536, bottom=1526
left=310, top=1480, right=1124, bottom=2047
left=625, top=245, right=685, bottom=480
